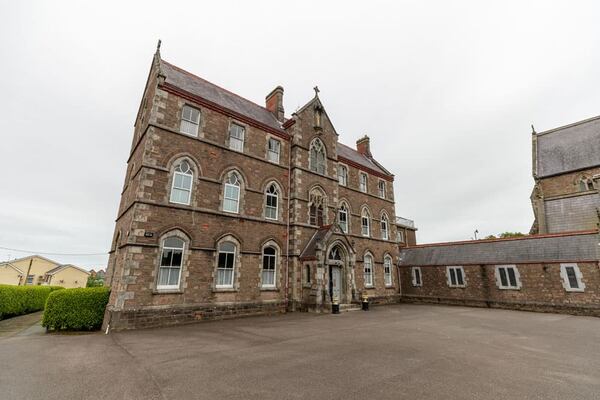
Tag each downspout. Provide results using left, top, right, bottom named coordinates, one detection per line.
left=285, top=129, right=292, bottom=312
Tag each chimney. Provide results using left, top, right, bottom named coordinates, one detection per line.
left=356, top=135, right=371, bottom=157
left=266, top=86, right=285, bottom=123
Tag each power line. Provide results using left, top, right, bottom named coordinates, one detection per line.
left=0, top=245, right=108, bottom=257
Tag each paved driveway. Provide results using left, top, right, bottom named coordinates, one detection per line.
left=1, top=304, right=599, bottom=400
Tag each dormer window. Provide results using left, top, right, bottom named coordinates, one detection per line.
left=180, top=105, right=200, bottom=136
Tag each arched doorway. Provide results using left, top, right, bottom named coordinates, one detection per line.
left=327, top=245, right=345, bottom=302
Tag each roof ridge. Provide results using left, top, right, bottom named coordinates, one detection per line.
left=536, top=114, right=600, bottom=136
left=161, top=59, right=276, bottom=117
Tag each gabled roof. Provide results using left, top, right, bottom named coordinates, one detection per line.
left=45, top=264, right=90, bottom=276
left=536, top=115, right=600, bottom=178
left=337, top=143, right=391, bottom=177
left=299, top=224, right=356, bottom=260
left=159, top=59, right=284, bottom=132
left=0, top=263, right=24, bottom=274
left=0, top=254, right=60, bottom=266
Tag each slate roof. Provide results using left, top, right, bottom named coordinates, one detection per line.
left=536, top=115, right=600, bottom=178
left=399, top=231, right=599, bottom=266
left=299, top=226, right=332, bottom=260
left=160, top=60, right=283, bottom=132
left=337, top=143, right=390, bottom=176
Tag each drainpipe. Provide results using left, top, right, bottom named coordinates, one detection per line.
left=285, top=130, right=292, bottom=312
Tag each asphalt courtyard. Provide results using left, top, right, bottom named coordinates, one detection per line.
left=1, top=304, right=599, bottom=400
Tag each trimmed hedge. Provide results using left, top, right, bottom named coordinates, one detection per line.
left=0, top=285, right=63, bottom=320
left=42, top=287, right=110, bottom=331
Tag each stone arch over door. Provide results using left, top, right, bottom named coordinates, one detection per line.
left=324, top=240, right=356, bottom=305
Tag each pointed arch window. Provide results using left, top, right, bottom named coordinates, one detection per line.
left=363, top=254, right=373, bottom=287
left=338, top=203, right=349, bottom=233
left=262, top=246, right=277, bottom=288
left=157, top=236, right=185, bottom=290
left=329, top=247, right=343, bottom=262
left=361, top=208, right=371, bottom=237
left=310, top=139, right=326, bottom=175
left=223, top=172, right=241, bottom=213
left=309, top=189, right=326, bottom=226
left=381, top=213, right=389, bottom=240
left=265, top=184, right=279, bottom=220
left=579, top=177, right=595, bottom=191
left=170, top=160, right=193, bottom=205
left=217, top=241, right=236, bottom=288
left=384, top=256, right=393, bottom=286
left=180, top=105, right=200, bottom=136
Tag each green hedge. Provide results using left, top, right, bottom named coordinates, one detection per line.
left=0, top=285, right=64, bottom=320
left=42, top=287, right=110, bottom=331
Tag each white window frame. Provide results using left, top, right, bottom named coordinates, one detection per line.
left=169, top=161, right=193, bottom=205
left=265, top=184, right=279, bottom=220
left=267, top=138, right=280, bottom=163
left=446, top=266, right=466, bottom=288
left=338, top=164, right=348, bottom=186
left=359, top=173, right=368, bottom=193
left=411, top=267, right=422, bottom=287
left=381, top=214, right=389, bottom=240
left=495, top=265, right=522, bottom=290
left=397, top=229, right=405, bottom=243
left=309, top=139, right=326, bottom=175
left=384, top=256, right=393, bottom=287
left=223, top=173, right=241, bottom=214
left=228, top=122, right=245, bottom=152
left=216, top=242, right=236, bottom=289
left=157, top=237, right=185, bottom=290
left=338, top=203, right=349, bottom=233
left=560, top=263, right=585, bottom=292
left=179, top=105, right=200, bottom=137
left=363, top=254, right=373, bottom=287
left=361, top=209, right=370, bottom=237
left=378, top=180, right=386, bottom=198
left=261, top=246, right=277, bottom=288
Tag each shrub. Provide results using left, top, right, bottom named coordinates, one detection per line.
left=0, top=285, right=63, bottom=320
left=42, top=287, right=110, bottom=331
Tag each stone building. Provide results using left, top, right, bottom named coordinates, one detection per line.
left=530, top=116, right=600, bottom=234
left=103, top=45, right=413, bottom=330
left=398, top=115, right=600, bottom=317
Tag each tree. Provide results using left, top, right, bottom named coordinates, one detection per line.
left=86, top=275, right=104, bottom=288
left=485, top=232, right=525, bottom=240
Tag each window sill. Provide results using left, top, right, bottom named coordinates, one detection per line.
left=498, top=286, right=521, bottom=290
left=303, top=283, right=312, bottom=288
left=260, top=287, right=279, bottom=292
left=364, top=286, right=376, bottom=290
left=153, top=289, right=183, bottom=295
left=448, top=285, right=467, bottom=289
left=564, top=288, right=585, bottom=293
left=213, top=287, right=238, bottom=293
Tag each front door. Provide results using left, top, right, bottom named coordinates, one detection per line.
left=330, top=266, right=342, bottom=302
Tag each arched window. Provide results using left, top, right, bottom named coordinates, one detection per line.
left=361, top=208, right=371, bottom=237
left=262, top=246, right=277, bottom=288
left=170, top=160, right=193, bottom=205
left=384, top=255, right=393, bottom=286
left=310, top=139, right=326, bottom=174
left=329, top=246, right=343, bottom=262
left=579, top=177, right=594, bottom=192
left=157, top=236, right=185, bottom=290
left=265, top=183, right=279, bottom=220
left=217, top=241, right=236, bottom=288
left=223, top=172, right=241, bottom=213
left=338, top=164, right=348, bottom=186
left=180, top=105, right=200, bottom=136
left=338, top=203, right=349, bottom=233
left=381, top=213, right=389, bottom=240
left=363, top=254, right=373, bottom=287
left=309, top=189, right=326, bottom=226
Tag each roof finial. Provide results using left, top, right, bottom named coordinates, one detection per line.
left=313, top=86, right=320, bottom=97
left=156, top=39, right=162, bottom=54
left=531, top=124, right=536, bottom=134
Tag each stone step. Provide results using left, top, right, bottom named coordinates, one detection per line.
left=339, top=304, right=362, bottom=312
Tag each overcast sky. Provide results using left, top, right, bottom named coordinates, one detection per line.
left=1, top=1, right=599, bottom=268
